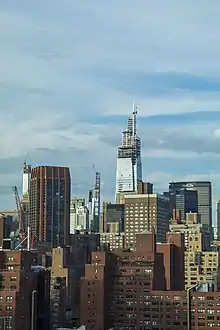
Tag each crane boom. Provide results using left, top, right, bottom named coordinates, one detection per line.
left=12, top=186, right=24, bottom=234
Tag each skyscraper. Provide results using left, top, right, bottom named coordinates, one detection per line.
left=169, top=181, right=212, bottom=243
left=175, top=189, right=198, bottom=220
left=115, top=105, right=142, bottom=197
left=29, top=166, right=71, bottom=248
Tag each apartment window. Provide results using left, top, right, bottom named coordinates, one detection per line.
left=10, top=277, right=16, bottom=282
left=7, top=257, right=13, bottom=262
left=6, top=296, right=13, bottom=302
left=7, top=267, right=13, bottom=271
left=6, top=306, right=13, bottom=312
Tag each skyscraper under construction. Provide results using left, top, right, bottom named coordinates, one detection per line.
left=29, top=166, right=71, bottom=248
left=115, top=105, right=142, bottom=197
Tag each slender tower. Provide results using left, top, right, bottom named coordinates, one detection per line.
left=115, top=104, right=142, bottom=197
left=22, top=161, right=31, bottom=201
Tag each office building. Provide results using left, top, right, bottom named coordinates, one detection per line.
left=165, top=189, right=198, bottom=221
left=0, top=250, right=50, bottom=330
left=100, top=203, right=124, bottom=234
left=115, top=106, right=142, bottom=197
left=169, top=181, right=212, bottom=244
left=86, top=172, right=101, bottom=232
left=99, top=202, right=125, bottom=251
left=80, top=231, right=185, bottom=329
left=70, top=198, right=89, bottom=233
left=175, top=189, right=198, bottom=220
left=124, top=193, right=169, bottom=249
left=29, top=166, right=71, bottom=248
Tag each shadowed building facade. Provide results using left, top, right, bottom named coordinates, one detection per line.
left=29, top=166, right=71, bottom=248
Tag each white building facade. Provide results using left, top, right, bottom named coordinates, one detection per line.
left=70, top=198, right=89, bottom=233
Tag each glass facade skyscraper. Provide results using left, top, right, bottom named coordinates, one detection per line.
left=115, top=106, right=142, bottom=196
left=169, top=181, right=212, bottom=245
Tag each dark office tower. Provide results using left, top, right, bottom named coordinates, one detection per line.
left=217, top=199, right=220, bottom=241
left=29, top=166, right=71, bottom=248
left=169, top=182, right=212, bottom=244
left=175, top=189, right=198, bottom=221
left=106, top=203, right=124, bottom=233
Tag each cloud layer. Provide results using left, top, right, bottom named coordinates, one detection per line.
left=1, top=1, right=220, bottom=221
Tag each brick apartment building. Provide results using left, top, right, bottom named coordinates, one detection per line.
left=0, top=250, right=50, bottom=330
left=50, top=231, right=100, bottom=329
left=80, top=230, right=185, bottom=329
left=80, top=230, right=220, bottom=329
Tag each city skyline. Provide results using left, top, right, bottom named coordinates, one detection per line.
left=1, top=1, right=220, bottom=214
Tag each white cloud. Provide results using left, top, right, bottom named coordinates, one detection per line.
left=1, top=1, right=220, bottom=208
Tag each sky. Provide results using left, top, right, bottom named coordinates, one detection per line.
left=1, top=1, right=220, bottom=222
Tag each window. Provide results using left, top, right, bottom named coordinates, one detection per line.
left=6, top=296, right=12, bottom=302
left=6, top=306, right=13, bottom=312
left=7, top=257, right=13, bottom=263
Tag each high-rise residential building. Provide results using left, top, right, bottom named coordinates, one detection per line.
left=170, top=213, right=220, bottom=290
left=0, top=250, right=50, bottom=330
left=70, top=198, right=89, bottom=233
left=80, top=231, right=185, bottom=329
left=124, top=193, right=169, bottom=249
left=80, top=231, right=220, bottom=329
left=169, top=181, right=212, bottom=243
left=170, top=212, right=205, bottom=251
left=29, top=166, right=71, bottom=248
left=50, top=232, right=100, bottom=329
left=115, top=106, right=142, bottom=198
left=100, top=232, right=125, bottom=251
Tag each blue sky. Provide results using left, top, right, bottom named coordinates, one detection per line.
left=1, top=1, right=220, bottom=222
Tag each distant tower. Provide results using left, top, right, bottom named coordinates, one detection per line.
left=92, top=172, right=101, bottom=232
left=22, top=162, right=31, bottom=200
left=115, top=104, right=142, bottom=197
left=29, top=166, right=71, bottom=247
left=217, top=199, right=220, bottom=241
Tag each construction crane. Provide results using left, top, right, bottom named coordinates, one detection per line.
left=12, top=186, right=34, bottom=250
left=71, top=164, right=101, bottom=232
left=12, top=186, right=24, bottom=234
